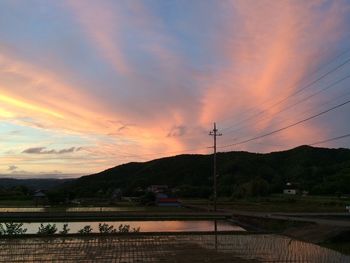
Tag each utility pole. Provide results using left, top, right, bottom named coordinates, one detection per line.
left=209, top=122, right=222, bottom=212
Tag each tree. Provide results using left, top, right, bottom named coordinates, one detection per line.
left=250, top=177, right=270, bottom=197
left=139, top=192, right=156, bottom=206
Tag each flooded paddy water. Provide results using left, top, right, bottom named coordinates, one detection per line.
left=22, top=220, right=243, bottom=233
left=0, top=209, right=349, bottom=262
left=0, top=207, right=146, bottom=213
left=0, top=233, right=348, bottom=262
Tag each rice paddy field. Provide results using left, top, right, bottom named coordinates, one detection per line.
left=0, top=233, right=349, bottom=263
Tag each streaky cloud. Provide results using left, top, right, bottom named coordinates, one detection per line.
left=22, top=147, right=81, bottom=155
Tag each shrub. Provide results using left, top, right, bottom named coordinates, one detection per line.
left=37, top=223, right=57, bottom=235
left=118, top=224, right=130, bottom=233
left=98, top=223, right=117, bottom=234
left=0, top=222, right=27, bottom=235
left=59, top=224, right=70, bottom=235
left=98, top=223, right=140, bottom=234
left=78, top=225, right=93, bottom=234
left=119, top=224, right=140, bottom=233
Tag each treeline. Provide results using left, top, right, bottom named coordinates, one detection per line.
left=0, top=178, right=71, bottom=190
left=0, top=185, right=31, bottom=201
left=51, top=145, right=350, bottom=200
left=0, top=178, right=71, bottom=202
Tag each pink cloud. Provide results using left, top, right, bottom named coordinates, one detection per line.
left=200, top=0, right=349, bottom=150
left=66, top=0, right=130, bottom=75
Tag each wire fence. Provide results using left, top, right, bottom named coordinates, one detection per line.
left=0, top=233, right=348, bottom=262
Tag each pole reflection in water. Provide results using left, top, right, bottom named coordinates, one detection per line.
left=214, top=220, right=218, bottom=251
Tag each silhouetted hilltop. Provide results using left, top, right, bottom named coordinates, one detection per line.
left=58, top=146, right=350, bottom=198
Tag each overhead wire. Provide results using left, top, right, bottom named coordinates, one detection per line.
left=218, top=86, right=350, bottom=147
left=220, top=54, right=350, bottom=132
left=110, top=49, right=350, bottom=159
left=218, top=98, right=350, bottom=149
left=310, top=133, right=350, bottom=146
left=216, top=46, right=350, bottom=127
left=117, top=90, right=350, bottom=159
left=223, top=73, right=350, bottom=136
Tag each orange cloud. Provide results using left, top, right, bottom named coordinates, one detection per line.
left=0, top=93, right=63, bottom=119
left=1, top=0, right=349, bottom=176
left=0, top=50, right=118, bottom=133
left=0, top=47, right=199, bottom=166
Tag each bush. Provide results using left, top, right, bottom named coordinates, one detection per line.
left=78, top=225, right=93, bottom=234
left=37, top=223, right=57, bottom=235
left=98, top=223, right=140, bottom=234
left=118, top=224, right=140, bottom=233
left=59, top=224, right=70, bottom=235
left=98, top=223, right=117, bottom=234
left=0, top=222, right=27, bottom=235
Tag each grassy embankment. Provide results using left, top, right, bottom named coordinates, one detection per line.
left=1, top=194, right=349, bottom=213
left=0, top=199, right=193, bottom=214
left=0, top=200, right=34, bottom=207
left=184, top=194, right=350, bottom=213
left=184, top=194, right=350, bottom=255
left=321, top=242, right=350, bottom=255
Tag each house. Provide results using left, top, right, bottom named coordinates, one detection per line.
left=283, top=182, right=298, bottom=195
left=32, top=190, right=47, bottom=206
left=155, top=193, right=180, bottom=207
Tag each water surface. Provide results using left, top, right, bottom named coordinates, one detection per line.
left=0, top=207, right=144, bottom=212
left=22, top=220, right=243, bottom=234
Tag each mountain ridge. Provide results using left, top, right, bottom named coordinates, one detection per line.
left=56, top=145, right=350, bottom=198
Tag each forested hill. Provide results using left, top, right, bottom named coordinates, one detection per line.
left=58, top=145, right=350, bottom=198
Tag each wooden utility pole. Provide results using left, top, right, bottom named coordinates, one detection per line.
left=209, top=122, right=222, bottom=211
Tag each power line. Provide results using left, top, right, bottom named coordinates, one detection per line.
left=218, top=98, right=350, bottom=149
left=219, top=88, right=350, bottom=146
left=109, top=49, right=350, bottom=160
left=221, top=56, right=350, bottom=132
left=216, top=46, right=350, bottom=127
left=111, top=76, right=350, bottom=160
left=310, top=133, right=350, bottom=146
left=110, top=127, right=350, bottom=163
left=224, top=73, right=350, bottom=135
left=113, top=92, right=350, bottom=159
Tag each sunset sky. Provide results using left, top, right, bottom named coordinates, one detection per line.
left=1, top=0, right=350, bottom=178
